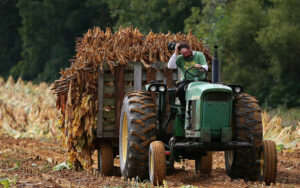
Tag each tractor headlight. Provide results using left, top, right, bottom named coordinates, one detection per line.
left=234, top=86, right=241, bottom=93
left=158, top=86, right=166, bottom=92
left=149, top=85, right=157, bottom=92
left=227, top=84, right=243, bottom=94
left=147, top=83, right=167, bottom=92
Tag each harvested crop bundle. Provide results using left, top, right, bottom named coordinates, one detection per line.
left=262, top=111, right=300, bottom=149
left=0, top=76, right=59, bottom=139
left=53, top=27, right=212, bottom=169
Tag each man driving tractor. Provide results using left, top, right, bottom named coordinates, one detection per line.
left=167, top=42, right=208, bottom=105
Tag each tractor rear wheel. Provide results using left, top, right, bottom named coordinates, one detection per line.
left=259, top=140, right=277, bottom=185
left=195, top=152, right=213, bottom=175
left=149, top=141, right=166, bottom=185
left=119, top=91, right=157, bottom=180
left=225, top=93, right=263, bottom=180
left=98, top=142, right=114, bottom=176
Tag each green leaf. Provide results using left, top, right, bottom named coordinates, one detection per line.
left=13, top=174, right=19, bottom=180
left=276, top=144, right=284, bottom=152
left=52, top=162, right=72, bottom=171
left=9, top=161, right=21, bottom=171
left=0, top=178, right=10, bottom=188
left=9, top=178, right=17, bottom=185
left=66, top=160, right=73, bottom=169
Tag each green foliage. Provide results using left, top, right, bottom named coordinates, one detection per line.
left=0, top=175, right=18, bottom=188
left=105, top=0, right=202, bottom=34
left=10, top=0, right=114, bottom=83
left=256, top=0, right=300, bottom=108
left=10, top=0, right=48, bottom=81
left=0, top=178, right=10, bottom=188
left=0, top=0, right=22, bottom=79
left=276, top=144, right=284, bottom=152
left=52, top=160, right=73, bottom=171
left=214, top=0, right=271, bottom=103
left=1, top=0, right=299, bottom=108
left=184, top=0, right=228, bottom=44
left=9, top=161, right=21, bottom=171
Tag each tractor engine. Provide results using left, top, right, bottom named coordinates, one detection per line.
left=185, top=82, right=233, bottom=143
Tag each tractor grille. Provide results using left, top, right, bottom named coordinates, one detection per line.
left=203, top=92, right=231, bottom=101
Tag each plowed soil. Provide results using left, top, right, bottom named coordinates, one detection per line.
left=0, top=133, right=299, bottom=188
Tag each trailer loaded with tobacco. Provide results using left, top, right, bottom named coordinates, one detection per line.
left=53, top=27, right=277, bottom=185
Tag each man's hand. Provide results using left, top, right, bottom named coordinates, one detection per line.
left=195, top=64, right=202, bottom=69
left=175, top=43, right=180, bottom=55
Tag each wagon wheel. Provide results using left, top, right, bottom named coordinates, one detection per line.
left=259, top=140, right=277, bottom=185
left=195, top=152, right=213, bottom=175
left=98, top=142, right=114, bottom=176
left=149, top=141, right=166, bottom=185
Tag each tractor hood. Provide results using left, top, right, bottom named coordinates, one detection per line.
left=186, top=81, right=232, bottom=100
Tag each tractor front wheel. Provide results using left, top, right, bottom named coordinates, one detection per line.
left=259, top=140, right=277, bottom=185
left=149, top=141, right=166, bottom=185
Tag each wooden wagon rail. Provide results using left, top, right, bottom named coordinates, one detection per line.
left=96, top=62, right=179, bottom=138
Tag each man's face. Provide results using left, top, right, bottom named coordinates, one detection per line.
left=180, top=48, right=193, bottom=60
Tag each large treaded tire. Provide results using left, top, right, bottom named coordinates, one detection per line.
left=225, top=93, right=262, bottom=180
left=119, top=91, right=157, bottom=180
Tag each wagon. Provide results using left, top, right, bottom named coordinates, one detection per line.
left=95, top=61, right=180, bottom=175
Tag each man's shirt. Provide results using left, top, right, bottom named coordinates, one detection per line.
left=168, top=51, right=208, bottom=80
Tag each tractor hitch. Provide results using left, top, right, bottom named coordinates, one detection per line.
left=173, top=141, right=253, bottom=156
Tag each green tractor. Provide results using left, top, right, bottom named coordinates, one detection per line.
left=118, top=46, right=277, bottom=185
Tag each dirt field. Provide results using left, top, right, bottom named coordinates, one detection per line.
left=0, top=133, right=299, bottom=188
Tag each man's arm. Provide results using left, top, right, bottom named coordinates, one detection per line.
left=167, top=53, right=177, bottom=69
left=195, top=64, right=208, bottom=71
left=195, top=51, right=208, bottom=71
left=202, top=64, right=208, bottom=71
left=168, top=43, right=180, bottom=69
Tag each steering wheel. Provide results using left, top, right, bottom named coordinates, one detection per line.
left=184, top=66, right=207, bottom=81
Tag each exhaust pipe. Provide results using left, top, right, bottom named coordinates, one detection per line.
left=212, top=45, right=220, bottom=83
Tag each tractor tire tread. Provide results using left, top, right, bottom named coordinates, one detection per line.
left=142, top=124, right=156, bottom=134
left=226, top=93, right=263, bottom=180
left=119, top=91, right=157, bottom=180
left=130, top=130, right=146, bottom=141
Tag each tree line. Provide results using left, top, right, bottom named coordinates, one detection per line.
left=1, top=0, right=299, bottom=108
